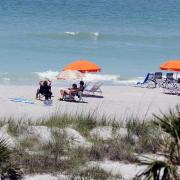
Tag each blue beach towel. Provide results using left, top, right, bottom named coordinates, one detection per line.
left=9, top=98, right=35, bottom=104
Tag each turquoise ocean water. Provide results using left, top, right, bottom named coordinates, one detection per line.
left=0, top=0, right=180, bottom=85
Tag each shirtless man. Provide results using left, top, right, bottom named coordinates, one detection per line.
left=60, top=83, right=78, bottom=100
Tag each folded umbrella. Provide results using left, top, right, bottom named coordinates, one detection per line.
left=56, top=70, right=84, bottom=81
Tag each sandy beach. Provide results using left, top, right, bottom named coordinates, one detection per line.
left=0, top=85, right=179, bottom=121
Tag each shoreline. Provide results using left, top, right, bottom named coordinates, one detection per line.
left=0, top=84, right=178, bottom=121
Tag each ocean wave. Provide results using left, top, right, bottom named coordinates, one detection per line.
left=34, top=70, right=143, bottom=85
left=84, top=73, right=120, bottom=82
left=84, top=74, right=145, bottom=85
left=113, top=77, right=144, bottom=85
left=29, top=31, right=100, bottom=40
left=35, top=70, right=59, bottom=80
left=30, top=31, right=180, bottom=40
left=63, top=31, right=100, bottom=38
left=65, top=32, right=79, bottom=36
left=2, top=77, right=10, bottom=81
left=34, top=70, right=119, bottom=82
left=0, top=72, right=10, bottom=82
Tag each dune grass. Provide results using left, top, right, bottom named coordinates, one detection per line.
left=38, top=111, right=116, bottom=137
left=71, top=166, right=122, bottom=179
left=0, top=107, right=179, bottom=179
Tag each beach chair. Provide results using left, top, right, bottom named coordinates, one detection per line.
left=166, top=73, right=176, bottom=84
left=152, top=72, right=164, bottom=88
left=161, top=73, right=176, bottom=89
left=136, top=73, right=155, bottom=88
left=163, top=81, right=179, bottom=95
left=166, top=73, right=174, bottom=80
left=83, top=81, right=103, bottom=95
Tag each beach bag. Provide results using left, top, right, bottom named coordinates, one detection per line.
left=44, top=99, right=53, bottom=106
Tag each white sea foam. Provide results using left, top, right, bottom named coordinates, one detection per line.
left=84, top=74, right=143, bottom=85
left=0, top=72, right=11, bottom=82
left=34, top=70, right=143, bottom=85
left=2, top=77, right=10, bottom=81
left=90, top=32, right=100, bottom=39
left=35, top=70, right=59, bottom=80
left=35, top=71, right=120, bottom=82
left=65, top=31, right=100, bottom=38
left=84, top=73, right=120, bottom=82
left=65, top=31, right=78, bottom=36
left=93, top=32, right=99, bottom=37
left=113, top=77, right=144, bottom=85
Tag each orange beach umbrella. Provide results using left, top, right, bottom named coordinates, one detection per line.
left=160, top=60, right=180, bottom=72
left=63, top=60, right=101, bottom=73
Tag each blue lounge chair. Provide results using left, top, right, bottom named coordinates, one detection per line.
left=136, top=73, right=155, bottom=88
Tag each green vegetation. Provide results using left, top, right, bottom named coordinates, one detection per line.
left=0, top=138, right=22, bottom=179
left=72, top=166, right=122, bottom=179
left=38, top=111, right=112, bottom=137
left=0, top=138, right=10, bottom=166
left=137, top=159, right=177, bottom=180
left=0, top=107, right=179, bottom=179
left=137, top=106, right=180, bottom=179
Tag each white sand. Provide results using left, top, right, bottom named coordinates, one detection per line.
left=0, top=85, right=179, bottom=122
left=24, top=174, right=68, bottom=180
left=88, top=160, right=146, bottom=179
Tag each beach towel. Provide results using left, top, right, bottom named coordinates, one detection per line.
left=9, top=98, right=35, bottom=104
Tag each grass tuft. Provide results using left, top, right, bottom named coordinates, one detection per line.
left=72, top=166, right=122, bottom=179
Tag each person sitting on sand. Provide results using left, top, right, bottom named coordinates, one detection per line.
left=76, top=81, right=85, bottom=97
left=60, top=83, right=78, bottom=100
left=177, top=78, right=180, bottom=83
left=78, top=81, right=85, bottom=92
left=36, top=79, right=52, bottom=100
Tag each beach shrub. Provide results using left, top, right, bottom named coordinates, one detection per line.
left=67, top=147, right=89, bottom=172
left=136, top=159, right=177, bottom=180
left=89, top=137, right=137, bottom=163
left=137, top=106, right=180, bottom=179
left=1, top=166, right=23, bottom=180
left=43, top=129, right=69, bottom=166
left=88, top=140, right=109, bottom=161
left=2, top=108, right=180, bottom=178
left=126, top=119, right=162, bottom=153
left=7, top=119, right=32, bottom=137
left=126, top=119, right=149, bottom=136
left=153, top=107, right=180, bottom=163
left=0, top=138, right=10, bottom=167
left=19, top=137, right=40, bottom=152
left=0, top=138, right=23, bottom=179
left=107, top=136, right=137, bottom=163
